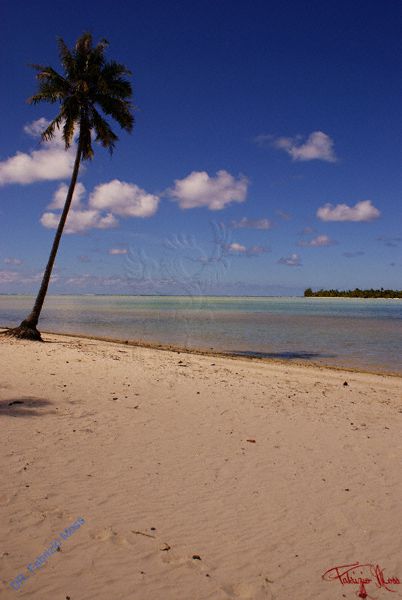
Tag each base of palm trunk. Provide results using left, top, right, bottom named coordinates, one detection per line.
left=2, top=321, right=43, bottom=341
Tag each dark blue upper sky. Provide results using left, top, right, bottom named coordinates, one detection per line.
left=1, top=0, right=401, bottom=294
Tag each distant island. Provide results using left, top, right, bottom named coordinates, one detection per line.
left=304, top=288, right=402, bottom=298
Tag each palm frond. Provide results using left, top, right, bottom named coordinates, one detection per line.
left=75, top=31, right=93, bottom=56
left=41, top=114, right=64, bottom=142
left=94, top=95, right=134, bottom=132
left=61, top=98, right=80, bottom=146
left=91, top=107, right=118, bottom=153
left=99, top=61, right=133, bottom=99
left=101, top=60, right=132, bottom=80
left=102, top=77, right=133, bottom=99
left=28, top=65, right=69, bottom=104
left=32, top=65, right=68, bottom=85
left=57, top=37, right=75, bottom=77
left=62, top=116, right=75, bottom=147
left=28, top=89, right=59, bottom=104
left=90, top=38, right=109, bottom=70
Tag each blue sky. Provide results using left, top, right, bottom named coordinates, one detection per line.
left=1, top=0, right=401, bottom=295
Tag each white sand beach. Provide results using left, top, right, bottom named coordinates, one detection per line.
left=1, top=332, right=402, bottom=600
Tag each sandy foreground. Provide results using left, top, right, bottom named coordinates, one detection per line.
left=1, top=332, right=402, bottom=600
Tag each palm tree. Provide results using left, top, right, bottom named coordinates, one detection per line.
left=5, top=32, right=134, bottom=340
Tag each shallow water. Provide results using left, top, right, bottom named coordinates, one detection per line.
left=1, top=295, right=401, bottom=374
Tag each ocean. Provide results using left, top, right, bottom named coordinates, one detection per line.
left=1, top=295, right=401, bottom=374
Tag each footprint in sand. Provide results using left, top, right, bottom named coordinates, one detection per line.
left=43, top=507, right=66, bottom=520
left=89, top=527, right=131, bottom=547
left=158, top=548, right=212, bottom=571
left=157, top=545, right=273, bottom=600
left=220, top=580, right=273, bottom=600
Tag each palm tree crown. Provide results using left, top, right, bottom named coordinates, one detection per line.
left=30, top=32, right=134, bottom=157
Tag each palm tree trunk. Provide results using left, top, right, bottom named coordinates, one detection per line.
left=7, top=140, right=83, bottom=340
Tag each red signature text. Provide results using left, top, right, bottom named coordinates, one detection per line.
left=323, top=562, right=400, bottom=598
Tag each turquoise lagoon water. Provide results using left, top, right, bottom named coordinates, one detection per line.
left=1, top=295, right=401, bottom=374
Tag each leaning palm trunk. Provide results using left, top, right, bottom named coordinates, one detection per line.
left=6, top=141, right=82, bottom=341
left=2, top=33, right=133, bottom=341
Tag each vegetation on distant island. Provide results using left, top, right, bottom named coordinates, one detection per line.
left=4, top=33, right=134, bottom=341
left=304, top=287, right=402, bottom=298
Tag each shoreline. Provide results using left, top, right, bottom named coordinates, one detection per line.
left=1, top=292, right=402, bottom=298
left=1, top=326, right=401, bottom=378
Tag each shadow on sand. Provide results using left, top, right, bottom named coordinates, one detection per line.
left=0, top=397, right=54, bottom=417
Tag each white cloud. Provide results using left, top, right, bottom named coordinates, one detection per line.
left=23, top=118, right=51, bottom=138
left=278, top=253, right=302, bottom=266
left=228, top=243, right=270, bottom=257
left=96, top=213, right=118, bottom=229
left=0, top=270, right=44, bottom=285
left=109, top=248, right=128, bottom=255
left=41, top=209, right=118, bottom=234
left=231, top=217, right=272, bottom=230
left=64, top=274, right=127, bottom=287
left=89, top=179, right=159, bottom=218
left=23, top=118, right=69, bottom=149
left=245, top=245, right=270, bottom=256
left=228, top=243, right=247, bottom=253
left=271, top=131, right=337, bottom=162
left=169, top=170, right=248, bottom=210
left=317, top=200, right=380, bottom=222
left=0, top=146, right=75, bottom=186
left=0, top=118, right=77, bottom=186
left=42, top=179, right=159, bottom=234
left=298, top=234, right=336, bottom=247
left=4, top=257, right=23, bottom=265
left=49, top=182, right=86, bottom=210
left=253, top=134, right=274, bottom=146
left=0, top=270, right=21, bottom=284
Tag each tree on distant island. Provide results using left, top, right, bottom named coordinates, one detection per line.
left=304, top=287, right=402, bottom=298
left=4, top=33, right=134, bottom=340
